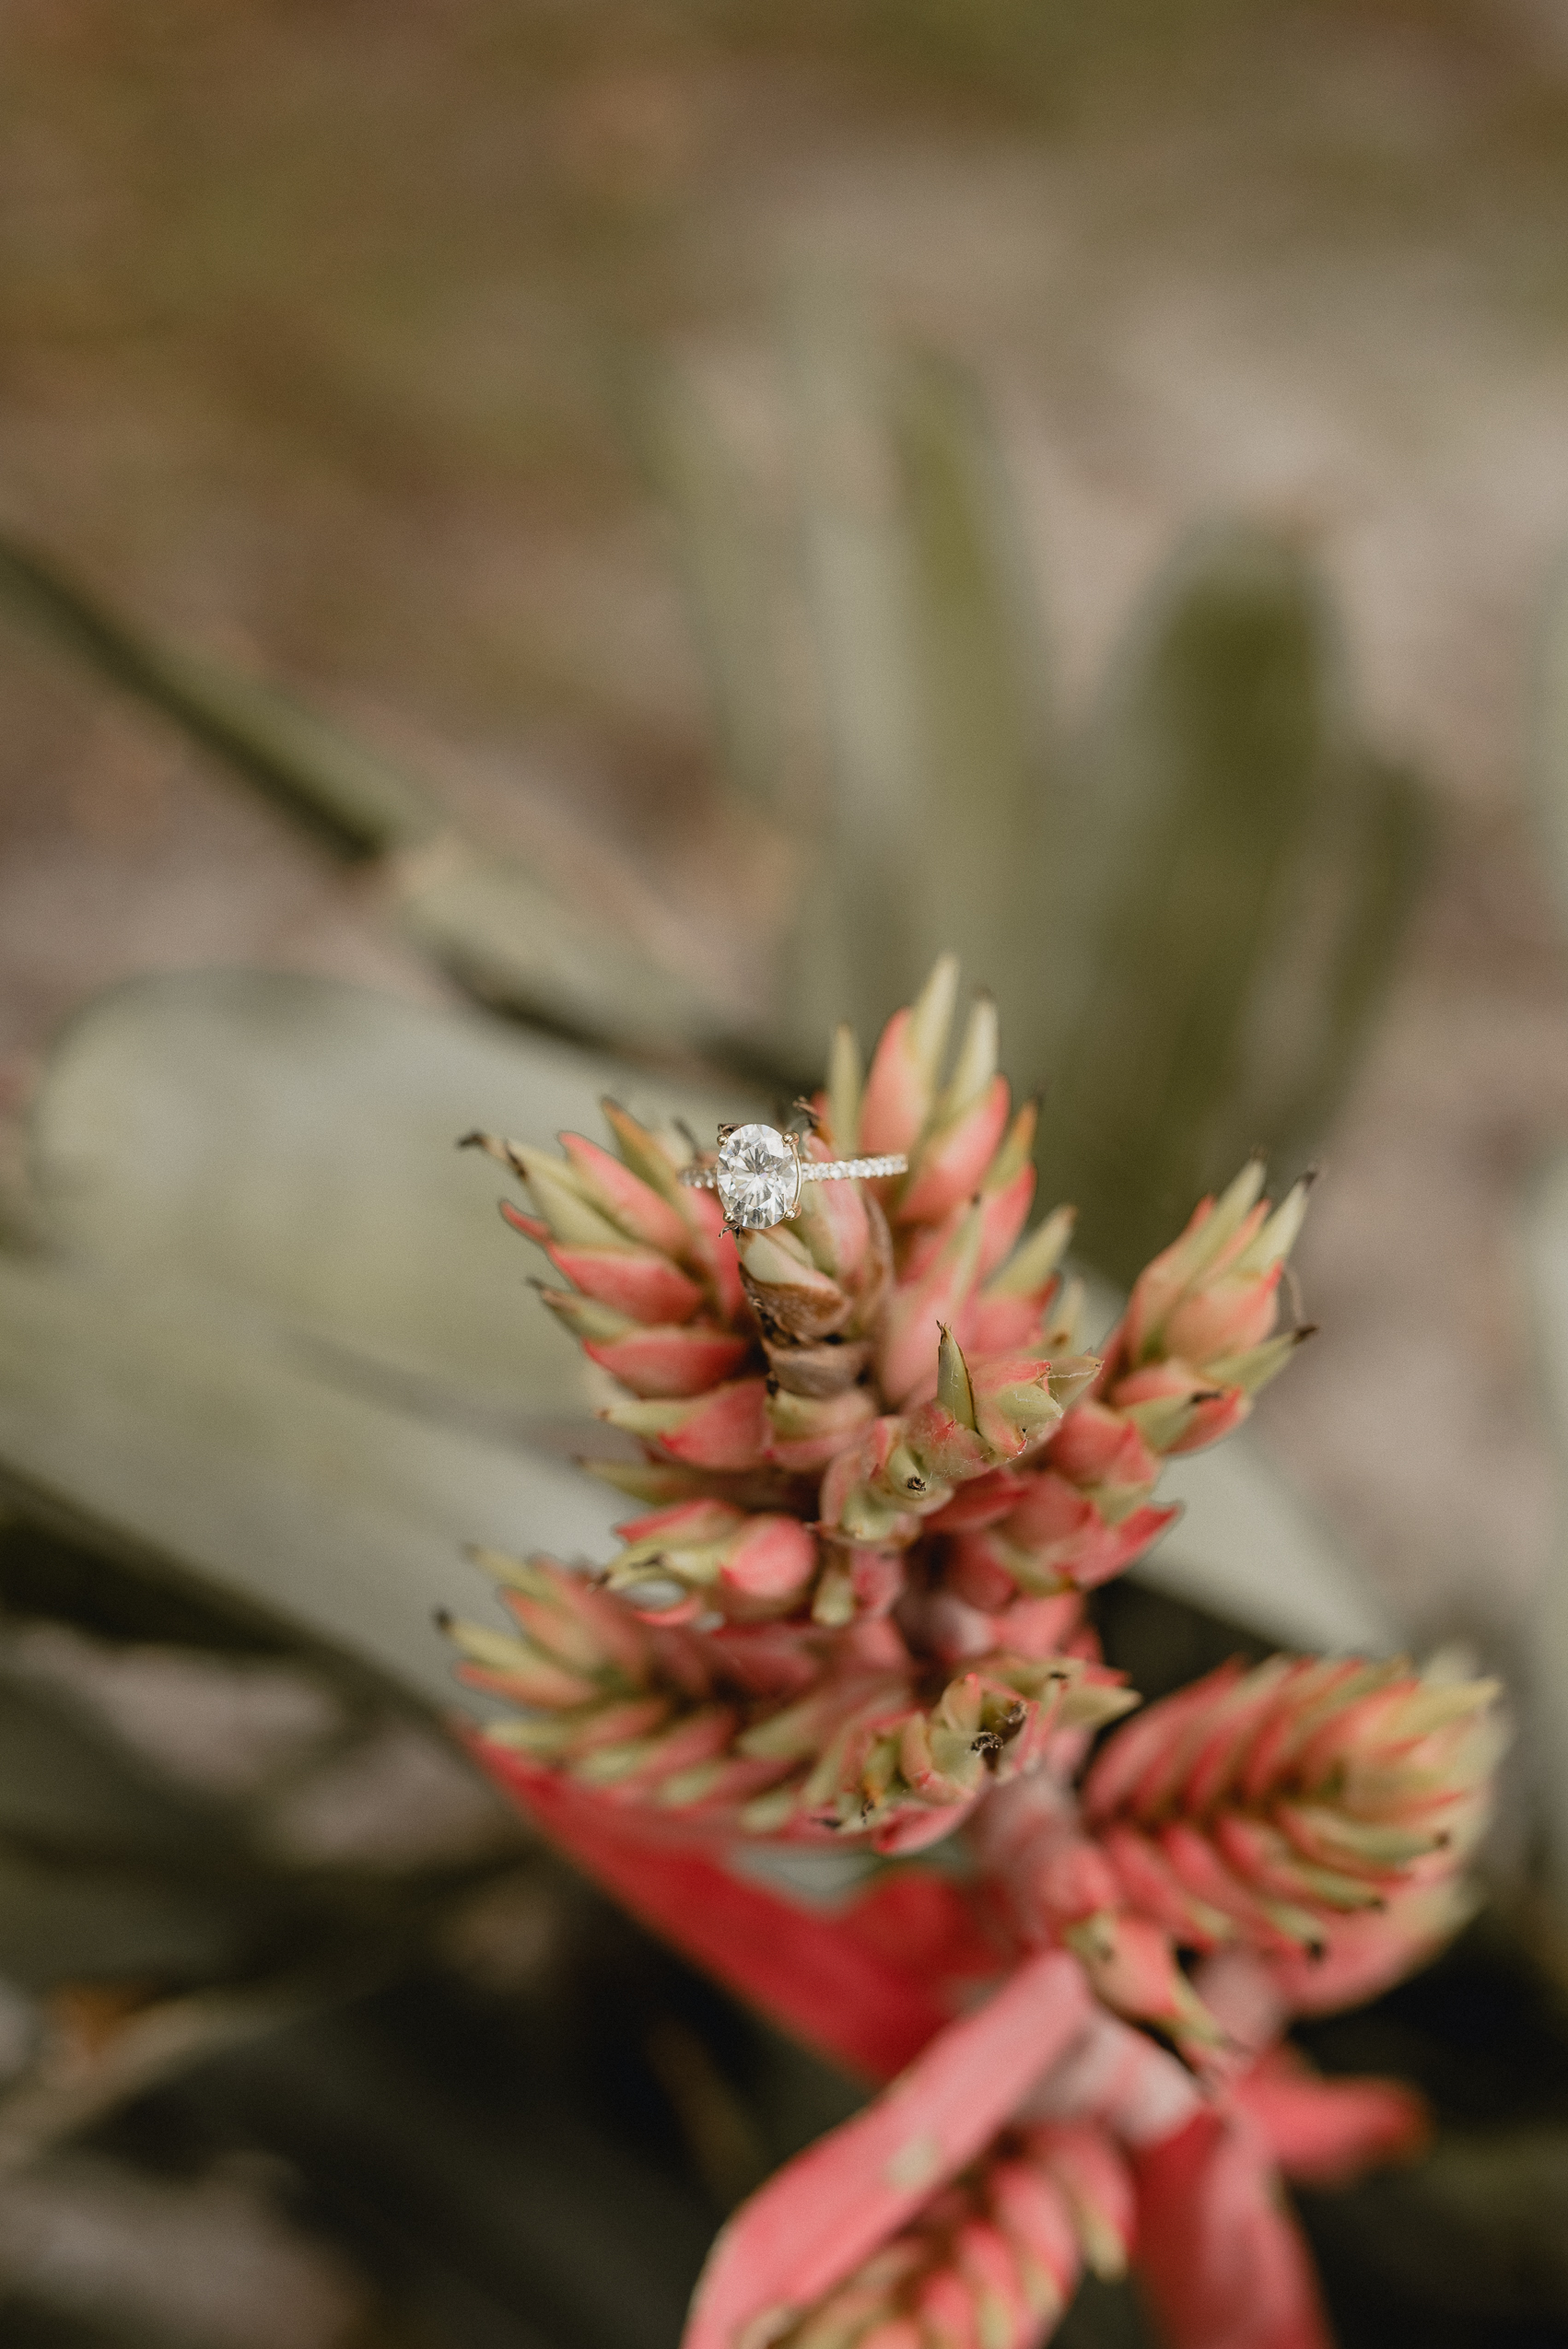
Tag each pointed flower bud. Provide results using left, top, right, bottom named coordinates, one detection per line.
left=860, top=955, right=960, bottom=1158
left=540, top=1291, right=753, bottom=1398
left=946, top=1475, right=1178, bottom=1604
left=791, top=1144, right=887, bottom=1296
left=966, top=1205, right=1076, bottom=1353
left=1108, top=1361, right=1251, bottom=1456
left=488, top=1138, right=636, bottom=1253
left=672, top=1176, right=748, bottom=1325
left=864, top=1656, right=1134, bottom=1852
left=897, top=999, right=1011, bottom=1228
left=541, top=1243, right=705, bottom=1326
left=965, top=1349, right=1069, bottom=1459
left=595, top=1096, right=687, bottom=1198
left=604, top=1377, right=771, bottom=1469
left=1123, top=1158, right=1270, bottom=1361
left=766, top=1382, right=881, bottom=1473
left=1082, top=1654, right=1504, bottom=1965
left=1039, top=1400, right=1162, bottom=1521
left=977, top=1102, right=1039, bottom=1278
left=1017, top=2124, right=1135, bottom=2283
left=604, top=1499, right=818, bottom=1617
left=559, top=1131, right=692, bottom=1258
left=818, top=1418, right=936, bottom=1547
left=986, top=1204, right=1076, bottom=1304
left=1062, top=1909, right=1228, bottom=2053
left=446, top=1556, right=673, bottom=1751
left=766, top=2133, right=1081, bottom=2349
left=877, top=1200, right=986, bottom=1408
left=1122, top=1161, right=1312, bottom=1376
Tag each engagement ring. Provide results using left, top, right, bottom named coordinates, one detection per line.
left=680, top=1123, right=907, bottom=1232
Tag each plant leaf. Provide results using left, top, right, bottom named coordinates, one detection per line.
left=0, top=534, right=743, bottom=1062
left=1135, top=2108, right=1334, bottom=2349
left=0, top=532, right=438, bottom=858
left=474, top=1745, right=986, bottom=2082
left=626, top=354, right=784, bottom=816
left=1217, top=751, right=1428, bottom=1189
left=1037, top=521, right=1422, bottom=1286
left=1531, top=543, right=1568, bottom=940
left=0, top=1256, right=622, bottom=1711
left=28, top=968, right=744, bottom=1428
left=893, top=346, right=1057, bottom=1066
left=1147, top=1443, right=1401, bottom=1657
left=785, top=280, right=925, bottom=1045
left=6, top=970, right=758, bottom=1712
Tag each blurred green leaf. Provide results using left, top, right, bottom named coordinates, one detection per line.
left=649, top=320, right=1421, bottom=1283
left=0, top=535, right=438, bottom=859
left=389, top=833, right=743, bottom=1061
left=0, top=535, right=743, bottom=1067
left=786, top=283, right=926, bottom=1044
left=28, top=970, right=742, bottom=1429
left=892, top=346, right=1057, bottom=1052
left=625, top=356, right=785, bottom=817
left=1036, top=520, right=1425, bottom=1282
left=0, top=1255, right=619, bottom=1713
left=775, top=299, right=1058, bottom=1060
left=1532, top=545, right=1568, bottom=941
left=1148, top=1440, right=1400, bottom=1656
left=1214, top=749, right=1427, bottom=1178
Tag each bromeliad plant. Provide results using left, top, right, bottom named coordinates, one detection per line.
left=449, top=957, right=1502, bottom=2349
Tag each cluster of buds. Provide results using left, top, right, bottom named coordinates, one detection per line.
left=451, top=959, right=1504, bottom=2349
left=974, top=1652, right=1501, bottom=2059
left=446, top=1544, right=1132, bottom=1852
left=774, top=2125, right=1132, bottom=2349
left=459, top=959, right=1303, bottom=1607
left=1083, top=1652, right=1500, bottom=1958
left=451, top=959, right=1498, bottom=1880
left=938, top=1158, right=1311, bottom=1628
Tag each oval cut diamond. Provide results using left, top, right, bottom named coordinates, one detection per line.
left=715, top=1123, right=798, bottom=1229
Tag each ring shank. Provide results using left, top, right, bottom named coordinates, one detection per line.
left=800, top=1154, right=907, bottom=1183
left=679, top=1152, right=906, bottom=1190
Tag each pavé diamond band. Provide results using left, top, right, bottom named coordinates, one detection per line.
left=680, top=1121, right=906, bottom=1232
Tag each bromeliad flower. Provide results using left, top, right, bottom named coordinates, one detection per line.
left=451, top=958, right=1502, bottom=2349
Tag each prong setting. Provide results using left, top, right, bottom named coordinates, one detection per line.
left=680, top=1123, right=907, bottom=1230
left=714, top=1123, right=800, bottom=1232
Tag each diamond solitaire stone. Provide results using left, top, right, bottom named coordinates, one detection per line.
left=715, top=1123, right=798, bottom=1230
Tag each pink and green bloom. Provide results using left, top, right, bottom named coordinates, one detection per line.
left=451, top=960, right=1500, bottom=2349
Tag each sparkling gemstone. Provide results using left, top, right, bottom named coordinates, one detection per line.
left=715, top=1122, right=798, bottom=1229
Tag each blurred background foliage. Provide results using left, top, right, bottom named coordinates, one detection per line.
left=8, top=1, right=1568, bottom=2343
